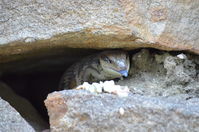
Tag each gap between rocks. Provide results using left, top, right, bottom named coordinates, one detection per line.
left=0, top=48, right=198, bottom=131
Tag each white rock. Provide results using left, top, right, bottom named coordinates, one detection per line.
left=119, top=107, right=125, bottom=115
left=177, top=53, right=187, bottom=59
left=92, top=82, right=103, bottom=93
left=76, top=80, right=129, bottom=97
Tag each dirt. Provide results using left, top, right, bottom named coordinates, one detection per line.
left=117, top=49, right=199, bottom=99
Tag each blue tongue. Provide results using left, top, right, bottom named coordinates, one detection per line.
left=119, top=70, right=128, bottom=77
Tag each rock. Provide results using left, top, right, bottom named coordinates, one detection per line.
left=0, top=81, right=48, bottom=131
left=45, top=90, right=199, bottom=132
left=163, top=55, right=196, bottom=85
left=0, top=97, right=35, bottom=132
left=0, top=0, right=199, bottom=67
left=76, top=80, right=129, bottom=97
left=120, top=49, right=199, bottom=97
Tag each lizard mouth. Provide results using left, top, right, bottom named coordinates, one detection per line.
left=118, top=70, right=128, bottom=77
left=103, top=67, right=129, bottom=78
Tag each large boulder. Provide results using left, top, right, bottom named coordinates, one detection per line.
left=0, top=81, right=48, bottom=131
left=0, top=0, right=199, bottom=66
left=45, top=90, right=199, bottom=132
left=0, top=97, right=35, bottom=132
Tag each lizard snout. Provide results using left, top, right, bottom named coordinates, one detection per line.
left=119, top=70, right=128, bottom=77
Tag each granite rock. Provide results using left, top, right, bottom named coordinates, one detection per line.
left=0, top=97, right=35, bottom=132
left=45, top=90, right=199, bottom=132
left=0, top=81, right=48, bottom=131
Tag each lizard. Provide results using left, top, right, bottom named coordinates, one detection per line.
left=58, top=50, right=130, bottom=90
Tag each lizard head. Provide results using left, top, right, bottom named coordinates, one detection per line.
left=99, top=51, right=130, bottom=78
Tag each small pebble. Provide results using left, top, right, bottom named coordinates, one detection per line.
left=76, top=80, right=129, bottom=97
left=119, top=107, right=125, bottom=115
left=177, top=53, right=187, bottom=59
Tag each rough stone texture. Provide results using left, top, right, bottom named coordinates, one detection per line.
left=0, top=97, right=35, bottom=132
left=45, top=90, right=199, bottom=132
left=118, top=49, right=199, bottom=97
left=0, top=0, right=199, bottom=66
left=0, top=81, right=48, bottom=131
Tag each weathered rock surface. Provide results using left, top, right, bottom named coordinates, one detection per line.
left=45, top=90, right=199, bottom=132
left=0, top=81, right=48, bottom=131
left=0, top=97, right=35, bottom=132
left=118, top=49, right=199, bottom=97
left=0, top=0, right=199, bottom=66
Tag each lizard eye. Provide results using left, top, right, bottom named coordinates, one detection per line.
left=103, top=57, right=111, bottom=63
